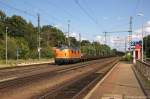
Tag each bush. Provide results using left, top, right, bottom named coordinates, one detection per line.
left=122, top=53, right=132, bottom=61
left=15, top=37, right=30, bottom=59
left=0, top=40, right=5, bottom=59
left=41, top=46, right=53, bottom=58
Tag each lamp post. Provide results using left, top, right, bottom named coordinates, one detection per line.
left=141, top=25, right=144, bottom=62
left=137, top=12, right=144, bottom=61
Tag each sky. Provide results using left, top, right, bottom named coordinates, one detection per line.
left=0, top=0, right=150, bottom=51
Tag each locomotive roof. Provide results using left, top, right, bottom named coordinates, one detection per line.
left=58, top=46, right=80, bottom=50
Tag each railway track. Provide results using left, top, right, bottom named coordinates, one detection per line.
left=0, top=63, right=54, bottom=79
left=38, top=59, right=119, bottom=99
left=0, top=57, right=113, bottom=81
left=0, top=57, right=119, bottom=99
left=0, top=58, right=114, bottom=89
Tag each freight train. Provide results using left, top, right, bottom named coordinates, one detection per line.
left=53, top=46, right=112, bottom=64
left=53, top=47, right=81, bottom=64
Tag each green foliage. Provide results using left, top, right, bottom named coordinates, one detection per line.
left=0, top=10, right=118, bottom=60
left=143, top=35, right=150, bottom=58
left=28, top=49, right=38, bottom=59
left=81, top=40, right=91, bottom=46
left=41, top=46, right=53, bottom=58
left=24, top=22, right=37, bottom=49
left=7, top=37, right=17, bottom=59
left=41, top=25, right=66, bottom=47
left=0, top=40, right=5, bottom=59
left=0, top=10, right=67, bottom=59
left=122, top=52, right=132, bottom=61
left=0, top=10, right=6, bottom=38
left=81, top=41, right=115, bottom=56
left=69, top=37, right=79, bottom=47
left=15, top=37, right=30, bottom=59
left=6, top=15, right=27, bottom=37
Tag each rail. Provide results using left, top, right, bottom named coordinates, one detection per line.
left=38, top=58, right=119, bottom=99
left=135, top=60, right=150, bottom=81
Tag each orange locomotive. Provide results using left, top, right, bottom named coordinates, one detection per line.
left=53, top=47, right=81, bottom=64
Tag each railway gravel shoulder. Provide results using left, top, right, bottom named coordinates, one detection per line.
left=0, top=57, right=119, bottom=99
left=37, top=58, right=119, bottom=99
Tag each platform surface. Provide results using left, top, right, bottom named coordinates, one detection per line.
left=84, top=62, right=146, bottom=99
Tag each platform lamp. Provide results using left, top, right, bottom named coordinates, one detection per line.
left=137, top=12, right=144, bottom=62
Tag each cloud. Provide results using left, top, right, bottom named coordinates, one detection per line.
left=81, top=37, right=87, bottom=40
left=146, top=21, right=150, bottom=25
left=95, top=35, right=126, bottom=51
left=53, top=24, right=62, bottom=29
left=70, top=32, right=87, bottom=41
left=103, top=17, right=109, bottom=20
left=117, top=16, right=124, bottom=21
left=133, top=20, right=150, bottom=39
left=70, top=32, right=80, bottom=41
left=145, top=27, right=150, bottom=33
left=132, top=33, right=142, bottom=40
left=95, top=35, right=105, bottom=44
left=52, top=24, right=67, bottom=32
left=71, top=32, right=78, bottom=38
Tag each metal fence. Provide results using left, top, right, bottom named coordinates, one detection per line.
left=136, top=60, right=150, bottom=81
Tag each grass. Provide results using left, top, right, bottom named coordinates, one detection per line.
left=147, top=80, right=150, bottom=88
left=0, top=58, right=53, bottom=68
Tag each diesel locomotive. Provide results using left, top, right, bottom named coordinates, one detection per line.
left=53, top=46, right=81, bottom=64
left=53, top=46, right=112, bottom=64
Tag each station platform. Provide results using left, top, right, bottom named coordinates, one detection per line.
left=84, top=62, right=146, bottom=99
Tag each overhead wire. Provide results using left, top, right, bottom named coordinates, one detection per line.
left=45, top=0, right=85, bottom=33
left=24, top=1, right=81, bottom=33
left=0, top=1, right=36, bottom=18
left=82, top=0, right=96, bottom=19
left=133, top=0, right=141, bottom=17
left=0, top=1, right=65, bottom=28
left=23, top=1, right=62, bottom=24
left=105, top=0, right=141, bottom=34
left=46, top=0, right=80, bottom=21
left=74, top=0, right=102, bottom=28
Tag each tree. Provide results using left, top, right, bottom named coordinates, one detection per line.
left=0, top=40, right=5, bottom=59
left=41, top=46, right=53, bottom=58
left=6, top=15, right=28, bottom=37
left=81, top=40, right=91, bottom=46
left=0, top=10, right=6, bottom=38
left=7, top=37, right=17, bottom=59
left=143, top=35, right=150, bottom=58
left=15, top=37, right=30, bottom=59
left=69, top=37, right=79, bottom=47
left=0, top=10, right=117, bottom=60
left=41, top=25, right=66, bottom=47
left=24, top=22, right=37, bottom=49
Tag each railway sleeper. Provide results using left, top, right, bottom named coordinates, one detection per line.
left=38, top=59, right=118, bottom=99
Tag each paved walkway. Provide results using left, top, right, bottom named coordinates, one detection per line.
left=84, top=62, right=146, bottom=99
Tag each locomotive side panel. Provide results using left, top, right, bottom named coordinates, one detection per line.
left=54, top=48, right=81, bottom=64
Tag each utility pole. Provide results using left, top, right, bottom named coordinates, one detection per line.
left=5, top=27, right=8, bottom=64
left=124, top=37, right=127, bottom=53
left=129, top=16, right=133, bottom=54
left=104, top=32, right=107, bottom=45
left=79, top=33, right=81, bottom=48
left=68, top=20, right=70, bottom=47
left=37, top=13, right=41, bottom=60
